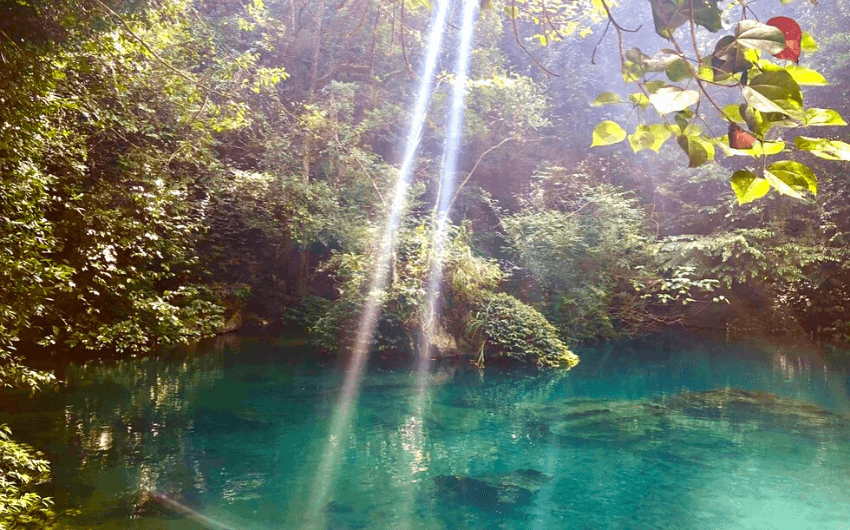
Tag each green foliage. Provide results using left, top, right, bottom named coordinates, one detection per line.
left=495, top=0, right=605, bottom=41
left=0, top=425, right=54, bottom=530
left=0, top=352, right=56, bottom=395
left=469, top=292, right=578, bottom=368
left=503, top=166, right=723, bottom=340
left=313, top=219, right=576, bottom=368
left=588, top=0, right=848, bottom=204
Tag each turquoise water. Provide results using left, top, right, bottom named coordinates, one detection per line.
left=4, top=332, right=850, bottom=529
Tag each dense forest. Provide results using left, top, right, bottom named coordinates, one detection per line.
left=2, top=0, right=850, bottom=525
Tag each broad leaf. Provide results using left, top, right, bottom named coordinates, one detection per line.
left=764, top=170, right=804, bottom=199
left=755, top=61, right=827, bottom=86
left=645, top=81, right=668, bottom=93
left=649, top=86, right=699, bottom=115
left=760, top=111, right=800, bottom=131
left=665, top=58, right=692, bottom=82
left=717, top=138, right=785, bottom=157
left=650, top=0, right=722, bottom=39
left=741, top=104, right=763, bottom=133
left=785, top=65, right=827, bottom=86
left=800, top=32, right=818, bottom=52
left=628, top=124, right=672, bottom=153
left=723, top=104, right=745, bottom=123
left=591, top=121, right=627, bottom=147
left=622, top=61, right=646, bottom=82
left=645, top=53, right=681, bottom=72
left=677, top=135, right=715, bottom=167
left=629, top=92, right=650, bottom=108
left=625, top=48, right=651, bottom=64
left=697, top=64, right=714, bottom=82
left=794, top=136, right=850, bottom=160
left=804, top=108, right=847, bottom=126
left=674, top=109, right=694, bottom=130
left=768, top=160, right=817, bottom=195
left=753, top=141, right=786, bottom=156
left=730, top=170, right=770, bottom=203
left=742, top=86, right=789, bottom=115
left=743, top=71, right=803, bottom=117
left=712, top=35, right=750, bottom=80
left=591, top=92, right=623, bottom=106
left=734, top=20, right=787, bottom=54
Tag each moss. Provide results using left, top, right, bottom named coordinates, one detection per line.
left=473, top=293, right=579, bottom=369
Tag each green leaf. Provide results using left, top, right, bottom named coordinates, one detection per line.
left=649, top=86, right=699, bottom=115
left=804, top=108, right=847, bottom=126
left=677, top=135, right=715, bottom=167
left=645, top=81, right=668, bottom=93
left=591, top=92, right=623, bottom=106
left=734, top=20, right=787, bottom=54
left=650, top=0, right=722, bottom=39
left=753, top=141, right=786, bottom=156
left=764, top=170, right=804, bottom=199
left=504, top=5, right=519, bottom=18
left=591, top=121, right=627, bottom=147
left=625, top=48, right=650, bottom=63
left=757, top=61, right=828, bottom=85
left=742, top=71, right=803, bottom=118
left=794, top=136, right=850, bottom=160
left=723, top=104, right=745, bottom=123
left=800, top=32, right=818, bottom=52
left=712, top=35, right=750, bottom=80
left=628, top=124, right=672, bottom=153
left=768, top=160, right=817, bottom=195
left=674, top=109, right=694, bottom=129
left=629, top=92, right=650, bottom=108
left=665, top=58, right=692, bottom=82
left=697, top=62, right=715, bottom=82
left=785, top=65, right=827, bottom=86
left=730, top=170, right=770, bottom=204
left=748, top=71, right=803, bottom=109
left=622, top=61, right=646, bottom=82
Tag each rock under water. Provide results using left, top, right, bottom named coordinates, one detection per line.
left=433, top=469, right=552, bottom=510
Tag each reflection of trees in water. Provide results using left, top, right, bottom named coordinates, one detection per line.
left=56, top=350, right=228, bottom=520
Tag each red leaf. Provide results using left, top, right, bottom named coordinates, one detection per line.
left=729, top=123, right=757, bottom=149
left=767, top=16, right=802, bottom=63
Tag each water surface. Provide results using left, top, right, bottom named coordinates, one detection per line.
left=4, top=332, right=850, bottom=529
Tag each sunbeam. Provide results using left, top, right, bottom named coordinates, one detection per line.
left=300, top=1, right=452, bottom=528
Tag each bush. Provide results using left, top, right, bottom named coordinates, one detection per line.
left=468, top=292, right=579, bottom=369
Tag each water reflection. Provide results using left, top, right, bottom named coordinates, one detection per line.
left=2, top=332, right=850, bottom=529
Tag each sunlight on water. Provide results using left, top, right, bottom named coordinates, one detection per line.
left=151, top=492, right=244, bottom=530
left=301, top=1, right=452, bottom=528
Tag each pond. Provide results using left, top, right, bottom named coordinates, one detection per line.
left=4, top=331, right=850, bottom=530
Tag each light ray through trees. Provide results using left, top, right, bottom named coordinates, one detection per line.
left=300, top=1, right=452, bottom=528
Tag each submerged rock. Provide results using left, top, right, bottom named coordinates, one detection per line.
left=433, top=469, right=551, bottom=510
left=665, top=388, right=836, bottom=427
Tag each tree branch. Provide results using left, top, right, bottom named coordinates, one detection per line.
left=448, top=137, right=515, bottom=210
left=511, top=0, right=558, bottom=78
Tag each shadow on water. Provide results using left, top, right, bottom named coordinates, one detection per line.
left=2, top=330, right=850, bottom=529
